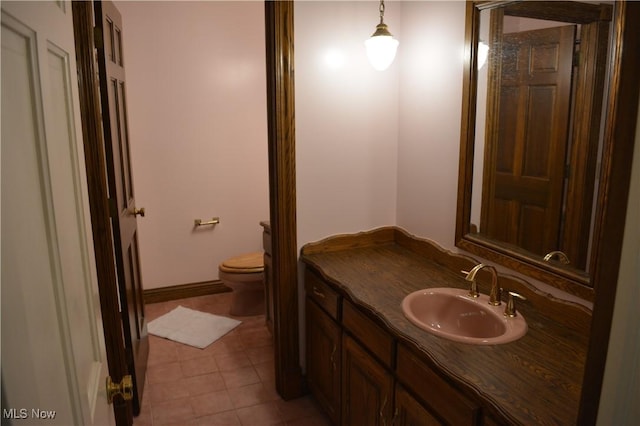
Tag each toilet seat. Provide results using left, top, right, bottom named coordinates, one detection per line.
left=219, top=252, right=264, bottom=274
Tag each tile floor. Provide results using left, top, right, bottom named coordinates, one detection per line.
left=134, top=292, right=331, bottom=426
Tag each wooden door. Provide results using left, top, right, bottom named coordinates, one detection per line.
left=482, top=25, right=575, bottom=256
left=1, top=1, right=114, bottom=424
left=94, top=0, right=148, bottom=415
left=342, top=335, right=394, bottom=426
left=306, top=299, right=342, bottom=424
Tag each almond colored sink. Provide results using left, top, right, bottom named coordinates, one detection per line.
left=401, top=287, right=527, bottom=345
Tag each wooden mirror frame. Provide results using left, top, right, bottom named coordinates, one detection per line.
left=456, top=1, right=638, bottom=302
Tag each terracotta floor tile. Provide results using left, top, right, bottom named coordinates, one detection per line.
left=276, top=396, right=324, bottom=422
left=284, top=415, right=333, bottom=426
left=177, top=343, right=212, bottom=361
left=239, top=329, right=274, bottom=349
left=227, top=382, right=281, bottom=409
left=151, top=396, right=195, bottom=425
left=209, top=339, right=246, bottom=357
left=220, top=366, right=261, bottom=389
left=184, top=372, right=227, bottom=396
left=235, top=401, right=284, bottom=426
left=146, top=303, right=175, bottom=321
left=215, top=352, right=253, bottom=371
left=134, top=398, right=153, bottom=426
left=245, top=345, right=275, bottom=365
left=147, top=362, right=184, bottom=385
left=136, top=294, right=330, bottom=426
left=147, top=377, right=190, bottom=404
left=190, top=389, right=234, bottom=417
left=180, top=355, right=219, bottom=377
left=147, top=346, right=179, bottom=367
left=254, top=360, right=276, bottom=383
left=191, top=409, right=241, bottom=426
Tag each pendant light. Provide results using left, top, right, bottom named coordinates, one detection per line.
left=365, top=0, right=399, bottom=71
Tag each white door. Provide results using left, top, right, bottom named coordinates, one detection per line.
left=1, top=1, right=115, bottom=425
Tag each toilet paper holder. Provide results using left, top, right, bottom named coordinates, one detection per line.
left=194, top=217, right=220, bottom=227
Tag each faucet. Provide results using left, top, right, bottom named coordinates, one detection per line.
left=543, top=250, right=570, bottom=265
left=463, top=264, right=501, bottom=305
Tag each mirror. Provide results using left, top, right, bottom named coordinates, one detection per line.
left=457, top=1, right=617, bottom=301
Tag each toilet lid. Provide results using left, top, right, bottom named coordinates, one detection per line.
left=219, top=252, right=264, bottom=274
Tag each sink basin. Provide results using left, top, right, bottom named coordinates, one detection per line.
left=401, top=287, right=527, bottom=345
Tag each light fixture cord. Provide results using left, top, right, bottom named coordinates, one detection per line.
left=379, top=0, right=385, bottom=24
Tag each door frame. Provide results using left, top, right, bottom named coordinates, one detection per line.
left=264, top=1, right=304, bottom=399
left=75, top=0, right=640, bottom=421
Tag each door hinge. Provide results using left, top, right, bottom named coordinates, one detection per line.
left=94, top=26, right=104, bottom=49
left=573, top=50, right=580, bottom=67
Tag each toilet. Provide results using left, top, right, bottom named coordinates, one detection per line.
left=218, top=252, right=265, bottom=316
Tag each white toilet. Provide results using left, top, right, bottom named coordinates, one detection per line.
left=218, top=252, right=265, bottom=316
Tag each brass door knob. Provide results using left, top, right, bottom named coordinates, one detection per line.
left=132, top=207, right=145, bottom=217
left=106, top=375, right=133, bottom=403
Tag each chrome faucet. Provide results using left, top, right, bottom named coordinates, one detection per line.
left=543, top=250, right=570, bottom=265
left=463, top=264, right=501, bottom=305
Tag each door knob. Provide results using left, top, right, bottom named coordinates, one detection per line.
left=132, top=207, right=145, bottom=217
left=106, top=375, right=133, bottom=403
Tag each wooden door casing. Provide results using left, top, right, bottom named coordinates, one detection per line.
left=94, top=0, right=148, bottom=415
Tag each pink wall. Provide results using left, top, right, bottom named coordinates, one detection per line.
left=396, top=1, right=466, bottom=248
left=119, top=1, right=269, bottom=289
left=295, top=1, right=401, bottom=249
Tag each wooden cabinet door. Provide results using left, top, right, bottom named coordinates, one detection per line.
left=394, top=385, right=443, bottom=426
left=306, top=298, right=341, bottom=424
left=342, top=334, right=394, bottom=426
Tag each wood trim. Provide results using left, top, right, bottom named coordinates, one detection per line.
left=578, top=2, right=640, bottom=423
left=143, top=281, right=230, bottom=304
left=72, top=2, right=133, bottom=424
left=264, top=0, right=304, bottom=400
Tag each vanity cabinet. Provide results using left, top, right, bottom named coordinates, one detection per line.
left=394, top=385, right=441, bottom=426
left=305, top=298, right=341, bottom=424
left=301, top=227, right=590, bottom=425
left=396, top=344, right=480, bottom=425
left=305, top=269, right=484, bottom=426
left=342, top=334, right=393, bottom=426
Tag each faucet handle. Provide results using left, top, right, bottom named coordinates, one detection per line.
left=504, top=291, right=526, bottom=317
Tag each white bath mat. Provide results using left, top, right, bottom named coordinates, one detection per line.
left=148, top=306, right=241, bottom=349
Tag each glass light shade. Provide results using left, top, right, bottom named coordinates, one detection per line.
left=365, top=35, right=399, bottom=71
